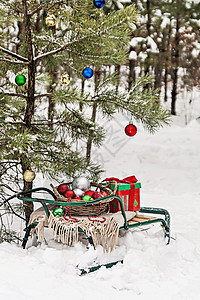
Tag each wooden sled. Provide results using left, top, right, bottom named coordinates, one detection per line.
left=16, top=187, right=170, bottom=274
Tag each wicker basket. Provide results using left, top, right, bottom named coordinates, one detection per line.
left=50, top=182, right=117, bottom=217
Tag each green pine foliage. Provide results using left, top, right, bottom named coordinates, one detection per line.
left=0, top=0, right=171, bottom=235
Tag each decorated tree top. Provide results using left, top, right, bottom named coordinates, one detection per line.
left=0, top=1, right=171, bottom=225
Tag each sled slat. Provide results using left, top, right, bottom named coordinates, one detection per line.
left=128, top=214, right=157, bottom=225
left=135, top=214, right=157, bottom=220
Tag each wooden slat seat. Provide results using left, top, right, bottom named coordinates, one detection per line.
left=127, top=214, right=157, bottom=225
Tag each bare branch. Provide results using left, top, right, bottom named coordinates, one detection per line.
left=5, top=119, right=81, bottom=126
left=0, top=58, right=29, bottom=65
left=0, top=92, right=27, bottom=99
left=29, top=0, right=66, bottom=17
left=29, top=4, right=44, bottom=17
left=34, top=93, right=52, bottom=99
left=0, top=46, right=29, bottom=63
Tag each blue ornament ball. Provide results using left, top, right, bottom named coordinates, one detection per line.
left=0, top=113, right=5, bottom=122
left=82, top=67, right=94, bottom=79
left=94, top=0, right=105, bottom=8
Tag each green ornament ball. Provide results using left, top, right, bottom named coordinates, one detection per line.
left=15, top=74, right=26, bottom=86
left=53, top=207, right=64, bottom=217
left=82, top=195, right=92, bottom=201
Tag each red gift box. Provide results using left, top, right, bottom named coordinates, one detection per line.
left=103, top=176, right=141, bottom=213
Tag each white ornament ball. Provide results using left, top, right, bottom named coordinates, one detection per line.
left=72, top=176, right=90, bottom=191
left=73, top=188, right=84, bottom=198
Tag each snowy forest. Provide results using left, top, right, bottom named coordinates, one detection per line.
left=0, top=0, right=200, bottom=299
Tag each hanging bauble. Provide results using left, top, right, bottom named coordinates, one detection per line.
left=94, top=0, right=105, bottom=8
left=23, top=169, right=36, bottom=182
left=53, top=207, right=64, bottom=217
left=72, top=176, right=90, bottom=191
left=15, top=74, right=26, bottom=86
left=60, top=73, right=70, bottom=85
left=125, top=121, right=137, bottom=137
left=82, top=67, right=93, bottom=79
left=0, top=114, right=5, bottom=122
left=45, top=14, right=57, bottom=27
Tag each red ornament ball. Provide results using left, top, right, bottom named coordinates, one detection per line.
left=125, top=122, right=137, bottom=137
left=57, top=183, right=69, bottom=194
left=64, top=190, right=74, bottom=198
left=93, top=192, right=103, bottom=199
left=84, top=190, right=94, bottom=197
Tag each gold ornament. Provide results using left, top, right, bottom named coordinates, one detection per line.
left=45, top=14, right=57, bottom=27
left=23, top=169, right=36, bottom=182
left=60, top=73, right=70, bottom=85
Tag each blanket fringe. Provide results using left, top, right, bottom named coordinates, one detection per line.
left=29, top=211, right=119, bottom=252
left=29, top=215, right=46, bottom=241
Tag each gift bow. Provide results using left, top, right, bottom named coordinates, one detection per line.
left=102, top=176, right=138, bottom=183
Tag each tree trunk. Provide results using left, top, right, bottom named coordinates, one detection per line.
left=115, top=64, right=120, bottom=92
left=48, top=71, right=57, bottom=127
left=171, top=68, right=178, bottom=115
left=164, top=20, right=172, bottom=102
left=128, top=46, right=136, bottom=91
left=164, top=66, right=168, bottom=102
left=154, top=55, right=163, bottom=93
left=144, top=0, right=151, bottom=89
left=86, top=69, right=100, bottom=163
left=22, top=0, right=36, bottom=224
left=79, top=79, right=85, bottom=112
left=171, top=2, right=180, bottom=115
left=154, top=32, right=167, bottom=93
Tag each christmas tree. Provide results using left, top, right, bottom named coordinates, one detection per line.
left=0, top=0, right=170, bottom=232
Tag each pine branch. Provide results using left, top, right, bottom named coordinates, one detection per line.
left=0, top=92, right=27, bottom=99
left=29, top=3, right=44, bottom=17
left=66, top=48, right=119, bottom=60
left=29, top=0, right=64, bottom=17
left=34, top=35, right=92, bottom=62
left=34, top=6, right=136, bottom=62
left=0, top=58, right=29, bottom=65
left=7, top=202, right=26, bottom=221
left=34, top=93, right=52, bottom=99
left=0, top=193, right=18, bottom=208
left=0, top=46, right=28, bottom=63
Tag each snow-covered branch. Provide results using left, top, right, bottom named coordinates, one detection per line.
left=34, top=35, right=92, bottom=62
left=34, top=15, right=131, bottom=62
left=0, top=46, right=28, bottom=63
left=0, top=58, right=29, bottom=65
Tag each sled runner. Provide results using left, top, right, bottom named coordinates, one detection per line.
left=15, top=185, right=170, bottom=274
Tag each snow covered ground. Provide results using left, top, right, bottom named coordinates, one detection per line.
left=0, top=115, right=200, bottom=300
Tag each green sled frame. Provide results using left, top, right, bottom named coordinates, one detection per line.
left=16, top=187, right=170, bottom=274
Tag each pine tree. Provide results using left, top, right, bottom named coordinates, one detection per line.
left=0, top=0, right=170, bottom=235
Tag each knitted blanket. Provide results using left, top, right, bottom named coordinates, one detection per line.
left=29, top=211, right=127, bottom=252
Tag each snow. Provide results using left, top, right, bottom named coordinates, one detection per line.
left=0, top=114, right=200, bottom=299
left=129, top=50, right=137, bottom=60
left=160, top=16, right=171, bottom=29
left=138, top=51, right=148, bottom=61
left=147, top=36, right=159, bottom=53
left=129, top=37, right=145, bottom=48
